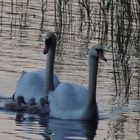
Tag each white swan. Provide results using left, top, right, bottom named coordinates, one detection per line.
left=14, top=32, right=59, bottom=103
left=47, top=46, right=107, bottom=120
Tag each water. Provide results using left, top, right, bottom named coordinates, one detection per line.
left=0, top=0, right=140, bottom=140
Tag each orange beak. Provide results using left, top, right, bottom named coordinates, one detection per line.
left=99, top=53, right=107, bottom=61
left=43, top=44, right=49, bottom=54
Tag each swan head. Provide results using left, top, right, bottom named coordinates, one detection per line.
left=16, top=96, right=26, bottom=105
left=43, top=32, right=56, bottom=54
left=89, top=46, right=107, bottom=61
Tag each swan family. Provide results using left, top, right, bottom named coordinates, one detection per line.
left=11, top=32, right=107, bottom=120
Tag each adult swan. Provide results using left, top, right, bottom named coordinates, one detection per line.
left=14, top=32, right=59, bottom=103
left=44, top=38, right=107, bottom=120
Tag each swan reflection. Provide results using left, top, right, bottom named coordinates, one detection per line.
left=40, top=114, right=98, bottom=140
left=15, top=113, right=98, bottom=140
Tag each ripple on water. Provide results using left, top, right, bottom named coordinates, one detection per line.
left=0, top=111, right=99, bottom=140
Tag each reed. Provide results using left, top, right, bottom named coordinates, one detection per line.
left=0, top=0, right=3, bottom=35
left=112, top=0, right=139, bottom=98
left=98, top=0, right=140, bottom=98
left=0, top=0, right=139, bottom=98
left=40, top=0, right=47, bottom=31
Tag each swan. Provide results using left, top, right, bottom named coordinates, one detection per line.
left=27, top=97, right=50, bottom=114
left=47, top=45, right=107, bottom=120
left=28, top=97, right=36, bottom=106
left=4, top=96, right=27, bottom=112
left=13, top=32, right=60, bottom=103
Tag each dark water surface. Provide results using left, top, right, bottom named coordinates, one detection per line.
left=0, top=0, right=140, bottom=139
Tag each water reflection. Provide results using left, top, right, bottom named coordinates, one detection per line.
left=48, top=118, right=98, bottom=140
left=107, top=111, right=140, bottom=140
left=14, top=113, right=98, bottom=140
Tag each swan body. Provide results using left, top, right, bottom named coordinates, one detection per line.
left=48, top=82, right=98, bottom=120
left=14, top=70, right=59, bottom=103
left=49, top=83, right=90, bottom=119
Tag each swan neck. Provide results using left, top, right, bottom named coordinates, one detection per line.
left=45, top=44, right=56, bottom=95
left=83, top=55, right=99, bottom=119
left=88, top=55, right=99, bottom=103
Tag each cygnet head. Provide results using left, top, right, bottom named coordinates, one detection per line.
left=39, top=97, right=48, bottom=106
left=43, top=32, right=57, bottom=54
left=16, top=96, right=26, bottom=105
left=89, top=45, right=107, bottom=61
left=29, top=98, right=36, bottom=106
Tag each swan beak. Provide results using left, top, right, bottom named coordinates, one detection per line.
left=43, top=44, right=49, bottom=54
left=99, top=53, right=107, bottom=61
